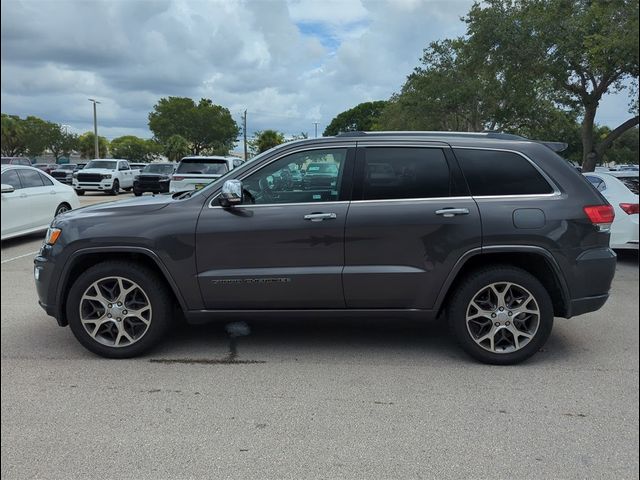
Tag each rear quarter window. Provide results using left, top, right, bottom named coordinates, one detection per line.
left=454, top=148, right=554, bottom=196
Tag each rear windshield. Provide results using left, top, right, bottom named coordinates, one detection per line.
left=143, top=164, right=175, bottom=174
left=621, top=177, right=639, bottom=195
left=176, top=159, right=228, bottom=175
left=86, top=160, right=117, bottom=169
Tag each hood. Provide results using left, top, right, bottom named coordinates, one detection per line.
left=78, top=168, right=116, bottom=174
left=57, top=194, right=172, bottom=223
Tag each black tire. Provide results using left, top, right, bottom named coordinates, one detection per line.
left=76, top=190, right=85, bottom=196
left=447, top=266, right=553, bottom=365
left=110, top=180, right=119, bottom=196
left=66, top=261, right=173, bottom=358
left=54, top=203, right=72, bottom=216
left=133, top=189, right=142, bottom=196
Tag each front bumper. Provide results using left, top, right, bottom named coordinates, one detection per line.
left=73, top=179, right=114, bottom=191
left=134, top=179, right=170, bottom=193
left=34, top=247, right=65, bottom=325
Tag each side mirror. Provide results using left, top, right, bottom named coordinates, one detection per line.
left=219, top=179, right=244, bottom=207
left=1, top=184, right=15, bottom=194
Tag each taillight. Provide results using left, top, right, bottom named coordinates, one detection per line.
left=619, top=203, right=640, bottom=215
left=172, top=176, right=184, bottom=181
left=584, top=205, right=615, bottom=231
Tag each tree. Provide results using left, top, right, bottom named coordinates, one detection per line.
left=600, top=127, right=639, bottom=166
left=22, top=116, right=56, bottom=157
left=1, top=114, right=27, bottom=156
left=148, top=97, right=239, bottom=155
left=464, top=0, right=639, bottom=171
left=324, top=101, right=389, bottom=136
left=48, top=126, right=79, bottom=162
left=78, top=132, right=109, bottom=158
left=163, top=134, right=190, bottom=162
left=110, top=135, right=161, bottom=162
left=251, top=130, right=286, bottom=155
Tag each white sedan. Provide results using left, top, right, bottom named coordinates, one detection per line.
left=584, top=172, right=639, bottom=249
left=1, top=165, right=80, bottom=241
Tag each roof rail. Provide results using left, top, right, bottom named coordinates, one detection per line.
left=334, top=130, right=568, bottom=152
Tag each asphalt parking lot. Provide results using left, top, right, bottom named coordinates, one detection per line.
left=1, top=192, right=639, bottom=480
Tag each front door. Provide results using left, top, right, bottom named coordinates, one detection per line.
left=343, top=144, right=482, bottom=309
left=196, top=147, right=354, bottom=309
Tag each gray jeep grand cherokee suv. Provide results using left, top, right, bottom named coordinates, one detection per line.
left=34, top=132, right=617, bottom=364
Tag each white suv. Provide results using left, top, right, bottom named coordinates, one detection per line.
left=170, top=156, right=243, bottom=192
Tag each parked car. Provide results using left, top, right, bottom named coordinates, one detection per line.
left=584, top=172, right=639, bottom=249
left=170, top=156, right=243, bottom=192
left=1, top=157, right=32, bottom=166
left=302, top=162, right=340, bottom=190
left=72, top=159, right=135, bottom=195
left=130, top=163, right=147, bottom=171
left=133, top=163, right=176, bottom=196
left=34, top=131, right=617, bottom=364
left=33, top=163, right=59, bottom=175
left=50, top=164, right=78, bottom=185
left=1, top=165, right=79, bottom=240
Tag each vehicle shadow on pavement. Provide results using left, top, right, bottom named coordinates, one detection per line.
left=1, top=231, right=45, bottom=248
left=616, top=249, right=639, bottom=265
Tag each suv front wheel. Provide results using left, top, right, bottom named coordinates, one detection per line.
left=448, top=266, right=554, bottom=365
left=66, top=261, right=172, bottom=358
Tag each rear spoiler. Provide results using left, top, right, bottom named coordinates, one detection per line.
left=535, top=141, right=568, bottom=153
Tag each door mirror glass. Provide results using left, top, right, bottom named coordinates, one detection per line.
left=219, top=179, right=244, bottom=207
left=1, top=184, right=14, bottom=193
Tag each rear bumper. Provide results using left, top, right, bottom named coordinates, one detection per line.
left=564, top=247, right=617, bottom=318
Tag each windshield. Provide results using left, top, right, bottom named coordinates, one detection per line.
left=58, top=164, right=76, bottom=170
left=176, top=159, right=228, bottom=175
left=86, top=160, right=117, bottom=169
left=621, top=177, right=639, bottom=195
left=143, top=164, right=174, bottom=174
left=307, top=163, right=338, bottom=174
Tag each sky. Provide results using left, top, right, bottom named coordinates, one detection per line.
left=0, top=0, right=635, bottom=142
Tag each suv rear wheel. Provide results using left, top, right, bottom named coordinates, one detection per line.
left=447, top=266, right=553, bottom=365
left=66, top=261, right=172, bottom=358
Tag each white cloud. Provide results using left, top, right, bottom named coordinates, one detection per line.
left=1, top=0, right=633, bottom=142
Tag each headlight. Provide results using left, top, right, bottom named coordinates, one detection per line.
left=101, top=174, right=112, bottom=179
left=45, top=227, right=62, bottom=245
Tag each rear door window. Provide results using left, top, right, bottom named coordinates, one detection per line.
left=454, top=149, right=554, bottom=196
left=360, top=147, right=451, bottom=200
left=17, top=169, right=45, bottom=188
left=177, top=159, right=228, bottom=175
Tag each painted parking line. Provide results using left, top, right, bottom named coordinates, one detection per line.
left=1, top=251, right=39, bottom=264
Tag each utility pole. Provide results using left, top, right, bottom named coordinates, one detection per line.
left=243, top=110, right=248, bottom=160
left=313, top=122, right=319, bottom=138
left=88, top=98, right=101, bottom=158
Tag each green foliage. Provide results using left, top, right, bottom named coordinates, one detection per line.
left=148, top=97, right=239, bottom=155
left=163, top=134, right=191, bottom=162
left=48, top=126, right=79, bottom=161
left=463, top=0, right=639, bottom=171
left=77, top=132, right=109, bottom=159
left=1, top=114, right=27, bottom=157
left=251, top=129, right=286, bottom=155
left=110, top=135, right=161, bottom=162
left=600, top=127, right=639, bottom=165
left=324, top=101, right=389, bottom=136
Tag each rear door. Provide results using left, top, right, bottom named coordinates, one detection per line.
left=1, top=169, right=26, bottom=236
left=343, top=142, right=481, bottom=309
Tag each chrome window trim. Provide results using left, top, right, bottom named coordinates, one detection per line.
left=209, top=200, right=350, bottom=209
left=350, top=196, right=473, bottom=204
left=452, top=146, right=562, bottom=197
left=208, top=144, right=354, bottom=209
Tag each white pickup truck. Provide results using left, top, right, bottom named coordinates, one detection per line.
left=73, top=159, right=140, bottom=195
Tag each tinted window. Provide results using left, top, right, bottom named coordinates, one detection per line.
left=1, top=169, right=22, bottom=189
left=143, top=164, right=175, bottom=174
left=40, top=173, right=53, bottom=186
left=361, top=147, right=450, bottom=200
left=455, top=149, right=553, bottom=196
left=177, top=159, right=228, bottom=175
left=243, top=148, right=347, bottom=204
left=86, top=160, right=117, bottom=169
left=119, top=161, right=130, bottom=170
left=17, top=169, right=45, bottom=188
left=585, top=175, right=607, bottom=192
left=621, top=177, right=639, bottom=195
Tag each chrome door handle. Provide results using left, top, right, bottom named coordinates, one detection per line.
left=304, top=213, right=337, bottom=222
left=435, top=208, right=470, bottom=217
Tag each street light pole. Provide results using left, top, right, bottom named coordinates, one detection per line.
left=313, top=122, right=319, bottom=138
left=243, top=110, right=248, bottom=160
left=88, top=98, right=101, bottom=158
